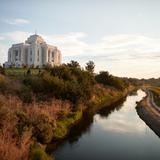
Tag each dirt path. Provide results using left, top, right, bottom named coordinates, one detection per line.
left=145, top=90, right=160, bottom=118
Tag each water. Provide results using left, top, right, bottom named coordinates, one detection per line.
left=54, top=90, right=160, bottom=160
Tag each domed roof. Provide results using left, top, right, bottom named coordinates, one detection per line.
left=25, top=34, right=45, bottom=44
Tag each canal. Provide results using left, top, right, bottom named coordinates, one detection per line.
left=54, top=90, right=160, bottom=160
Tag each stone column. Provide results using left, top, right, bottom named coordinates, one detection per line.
left=11, top=49, right=13, bottom=63
left=8, top=51, right=10, bottom=63
left=50, top=50, right=52, bottom=63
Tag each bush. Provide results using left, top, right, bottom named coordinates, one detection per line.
left=30, top=143, right=53, bottom=160
left=53, top=111, right=82, bottom=139
left=0, top=66, right=5, bottom=75
left=0, top=74, right=7, bottom=92
left=34, top=123, right=53, bottom=143
left=33, top=114, right=54, bottom=143
left=16, top=111, right=30, bottom=136
left=95, top=71, right=127, bottom=90
left=18, top=86, right=33, bottom=103
left=26, top=69, right=31, bottom=76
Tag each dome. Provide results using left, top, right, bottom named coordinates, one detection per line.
left=25, top=34, right=45, bottom=44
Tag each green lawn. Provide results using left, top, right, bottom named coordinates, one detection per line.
left=5, top=68, right=40, bottom=77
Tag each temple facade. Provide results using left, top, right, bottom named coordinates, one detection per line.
left=5, top=34, right=62, bottom=68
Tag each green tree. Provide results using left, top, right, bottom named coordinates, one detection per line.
left=67, top=60, right=80, bottom=68
left=95, top=71, right=127, bottom=90
left=85, top=61, right=95, bottom=73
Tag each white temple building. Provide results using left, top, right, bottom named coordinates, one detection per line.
left=5, top=34, right=62, bottom=68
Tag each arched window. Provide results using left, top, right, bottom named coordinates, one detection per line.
left=19, top=49, right=21, bottom=61
left=10, top=52, right=11, bottom=61
left=30, top=50, right=32, bottom=62
left=37, top=50, right=39, bottom=62
left=52, top=52, right=54, bottom=62
left=15, top=50, right=18, bottom=61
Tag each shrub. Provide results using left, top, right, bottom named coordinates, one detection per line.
left=0, top=74, right=7, bottom=92
left=30, top=143, right=52, bottom=160
left=34, top=123, right=53, bottom=143
left=33, top=114, right=54, bottom=143
left=0, top=66, right=5, bottom=75
left=18, top=86, right=33, bottom=103
left=27, top=69, right=31, bottom=76
left=16, top=111, right=30, bottom=136
left=53, top=111, right=82, bottom=139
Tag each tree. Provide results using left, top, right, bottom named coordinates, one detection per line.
left=67, top=60, right=80, bottom=68
left=95, top=71, right=110, bottom=85
left=85, top=61, right=95, bottom=73
left=95, top=71, right=127, bottom=90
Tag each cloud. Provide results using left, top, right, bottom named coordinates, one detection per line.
left=0, top=36, right=4, bottom=40
left=4, top=31, right=31, bottom=42
left=42, top=32, right=89, bottom=56
left=4, top=18, right=30, bottom=25
left=1, top=31, right=160, bottom=77
left=0, top=31, right=31, bottom=65
left=94, top=34, right=160, bottom=57
left=0, top=43, right=8, bottom=64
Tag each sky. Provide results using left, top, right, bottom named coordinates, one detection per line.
left=0, top=0, right=160, bottom=78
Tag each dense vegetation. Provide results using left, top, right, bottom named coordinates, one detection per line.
left=95, top=71, right=128, bottom=90
left=0, top=61, right=131, bottom=160
left=23, top=63, right=95, bottom=105
left=127, top=77, right=160, bottom=87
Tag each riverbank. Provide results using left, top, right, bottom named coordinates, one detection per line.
left=47, top=85, right=136, bottom=154
left=136, top=89, right=160, bottom=137
left=53, top=90, right=160, bottom=160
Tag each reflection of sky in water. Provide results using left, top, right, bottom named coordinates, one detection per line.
left=55, top=90, right=160, bottom=160
left=94, top=90, right=146, bottom=134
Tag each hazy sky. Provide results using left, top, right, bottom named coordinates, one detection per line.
left=0, top=0, right=160, bottom=78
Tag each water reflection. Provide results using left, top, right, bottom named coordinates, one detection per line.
left=67, top=96, right=126, bottom=145
left=95, top=90, right=146, bottom=133
left=54, top=90, right=160, bottom=160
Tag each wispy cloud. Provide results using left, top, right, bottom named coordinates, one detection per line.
left=4, top=31, right=31, bottom=42
left=0, top=36, right=4, bottom=40
left=43, top=32, right=89, bottom=56
left=4, top=18, right=30, bottom=25
left=0, top=43, right=8, bottom=65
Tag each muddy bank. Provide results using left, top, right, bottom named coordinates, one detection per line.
left=136, top=97, right=160, bottom=137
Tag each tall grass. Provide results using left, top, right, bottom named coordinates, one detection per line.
left=0, top=94, right=72, bottom=160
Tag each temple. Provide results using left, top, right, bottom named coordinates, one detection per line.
left=4, top=34, right=62, bottom=68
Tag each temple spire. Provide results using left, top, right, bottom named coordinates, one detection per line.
left=35, top=29, right=37, bottom=35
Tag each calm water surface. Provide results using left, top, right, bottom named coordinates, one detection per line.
left=54, top=90, right=160, bottom=160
